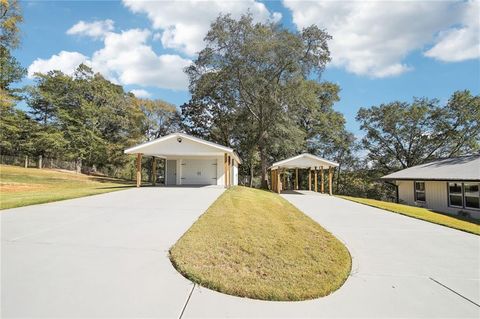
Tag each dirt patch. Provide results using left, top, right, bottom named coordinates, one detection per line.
left=0, top=182, right=49, bottom=193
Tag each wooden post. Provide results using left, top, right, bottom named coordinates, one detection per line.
left=277, top=170, right=281, bottom=194
left=136, top=153, right=142, bottom=187
left=272, top=169, right=276, bottom=192
left=24, top=155, right=28, bottom=168
left=283, top=170, right=286, bottom=190
left=321, top=166, right=324, bottom=193
left=314, top=168, right=318, bottom=192
left=270, top=170, right=273, bottom=190
left=227, top=155, right=231, bottom=187
left=152, top=157, right=157, bottom=186
left=224, top=153, right=228, bottom=188
left=295, top=168, right=298, bottom=190
left=308, top=168, right=312, bottom=191
left=328, top=166, right=333, bottom=195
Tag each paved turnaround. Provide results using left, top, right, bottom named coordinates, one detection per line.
left=2, top=188, right=479, bottom=318
left=1, top=187, right=224, bottom=318
left=182, top=192, right=480, bottom=318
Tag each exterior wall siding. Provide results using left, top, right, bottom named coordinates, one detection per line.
left=397, top=180, right=414, bottom=205
left=397, top=180, right=480, bottom=219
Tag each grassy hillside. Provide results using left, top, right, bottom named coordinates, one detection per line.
left=0, top=165, right=133, bottom=210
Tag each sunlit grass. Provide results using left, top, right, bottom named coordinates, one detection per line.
left=170, top=186, right=351, bottom=301
left=339, top=195, right=480, bottom=235
left=0, top=165, right=133, bottom=209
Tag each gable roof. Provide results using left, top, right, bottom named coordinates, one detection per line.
left=124, top=132, right=241, bottom=163
left=381, top=155, right=480, bottom=181
left=270, top=153, right=339, bottom=170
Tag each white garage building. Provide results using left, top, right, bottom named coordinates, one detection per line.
left=125, top=133, right=240, bottom=187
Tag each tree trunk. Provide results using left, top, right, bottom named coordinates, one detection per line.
left=259, top=144, right=268, bottom=189
left=38, top=155, right=43, bottom=169
left=249, top=164, right=254, bottom=187
left=336, top=163, right=342, bottom=192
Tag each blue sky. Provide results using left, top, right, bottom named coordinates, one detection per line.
left=15, top=1, right=480, bottom=136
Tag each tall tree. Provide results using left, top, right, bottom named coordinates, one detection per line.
left=135, top=98, right=179, bottom=141
left=0, top=0, right=29, bottom=155
left=27, top=65, right=145, bottom=170
left=0, top=0, right=25, bottom=96
left=183, top=14, right=332, bottom=187
left=357, top=90, right=480, bottom=173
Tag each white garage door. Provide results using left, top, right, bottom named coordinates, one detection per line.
left=181, top=159, right=217, bottom=185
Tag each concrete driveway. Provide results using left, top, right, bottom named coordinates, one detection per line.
left=180, top=192, right=480, bottom=318
left=2, top=189, right=479, bottom=318
left=1, top=186, right=224, bottom=318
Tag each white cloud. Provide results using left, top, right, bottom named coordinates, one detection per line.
left=67, top=19, right=115, bottom=39
left=123, top=0, right=282, bottom=56
left=130, top=89, right=151, bottom=98
left=28, top=29, right=191, bottom=91
left=424, top=1, right=480, bottom=62
left=91, top=29, right=191, bottom=90
left=27, top=51, right=90, bottom=78
left=283, top=0, right=473, bottom=78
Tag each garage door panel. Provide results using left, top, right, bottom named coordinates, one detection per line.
left=182, top=159, right=217, bottom=185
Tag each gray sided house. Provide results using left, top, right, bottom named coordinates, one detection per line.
left=382, top=155, right=480, bottom=219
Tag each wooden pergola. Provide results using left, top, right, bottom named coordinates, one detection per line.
left=269, top=153, right=338, bottom=195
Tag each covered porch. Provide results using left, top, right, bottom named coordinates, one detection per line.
left=269, top=153, right=339, bottom=195
left=124, top=133, right=241, bottom=188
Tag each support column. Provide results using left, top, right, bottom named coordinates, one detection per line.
left=308, top=168, right=312, bottom=191
left=224, top=153, right=228, bottom=188
left=277, top=169, right=281, bottom=194
left=328, top=166, right=333, bottom=195
left=314, top=168, right=318, bottom=192
left=272, top=169, right=276, bottom=192
left=152, top=157, right=157, bottom=186
left=136, top=153, right=142, bottom=188
left=283, top=170, right=286, bottom=190
left=227, top=155, right=231, bottom=187
left=321, top=166, right=324, bottom=193
left=295, top=168, right=298, bottom=190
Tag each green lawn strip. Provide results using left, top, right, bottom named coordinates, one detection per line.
left=170, top=186, right=351, bottom=301
left=338, top=195, right=480, bottom=236
left=0, top=165, right=133, bottom=210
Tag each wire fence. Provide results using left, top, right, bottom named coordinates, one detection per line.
left=0, top=154, right=77, bottom=172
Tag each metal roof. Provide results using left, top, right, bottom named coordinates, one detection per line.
left=381, top=155, right=480, bottom=181
left=270, top=153, right=339, bottom=170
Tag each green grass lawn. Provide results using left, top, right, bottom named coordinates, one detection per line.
left=338, top=195, right=480, bottom=236
left=170, top=186, right=351, bottom=301
left=0, top=165, right=133, bottom=210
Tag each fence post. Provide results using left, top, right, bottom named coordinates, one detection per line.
left=38, top=155, right=43, bottom=169
left=75, top=158, right=82, bottom=174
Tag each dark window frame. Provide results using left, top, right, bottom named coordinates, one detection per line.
left=447, top=181, right=480, bottom=211
left=414, top=181, right=426, bottom=202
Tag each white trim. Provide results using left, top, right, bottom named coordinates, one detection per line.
left=270, top=153, right=339, bottom=170
left=124, top=132, right=241, bottom=164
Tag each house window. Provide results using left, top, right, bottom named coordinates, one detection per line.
left=464, top=183, right=480, bottom=210
left=414, top=181, right=425, bottom=202
left=448, top=182, right=463, bottom=207
left=448, top=182, right=480, bottom=210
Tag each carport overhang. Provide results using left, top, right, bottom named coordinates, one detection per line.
left=124, top=133, right=241, bottom=188
left=269, top=153, right=339, bottom=195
